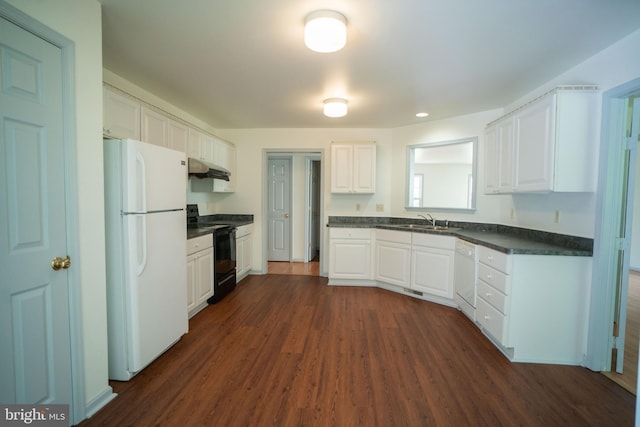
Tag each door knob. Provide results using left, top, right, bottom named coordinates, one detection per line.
left=51, top=256, right=71, bottom=271
left=284, top=213, right=289, bottom=218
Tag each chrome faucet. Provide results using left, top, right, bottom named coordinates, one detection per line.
left=418, top=214, right=436, bottom=226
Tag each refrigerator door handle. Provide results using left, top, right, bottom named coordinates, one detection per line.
left=135, top=151, right=147, bottom=212
left=136, top=214, right=147, bottom=275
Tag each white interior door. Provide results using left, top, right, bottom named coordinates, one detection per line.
left=0, top=16, right=72, bottom=405
left=268, top=158, right=291, bottom=261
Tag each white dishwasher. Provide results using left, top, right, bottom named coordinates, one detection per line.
left=454, top=239, right=478, bottom=321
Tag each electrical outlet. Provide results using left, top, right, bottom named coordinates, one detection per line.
left=376, top=204, right=384, bottom=212
left=554, top=210, right=560, bottom=223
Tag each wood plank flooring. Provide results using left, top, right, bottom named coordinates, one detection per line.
left=268, top=260, right=319, bottom=276
left=81, top=275, right=635, bottom=426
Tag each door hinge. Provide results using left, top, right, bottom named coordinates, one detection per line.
left=614, top=237, right=627, bottom=251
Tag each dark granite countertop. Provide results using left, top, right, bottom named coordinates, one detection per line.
left=187, top=214, right=253, bottom=240
left=327, top=216, right=592, bottom=257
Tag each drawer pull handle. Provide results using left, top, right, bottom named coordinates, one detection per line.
left=487, top=255, right=493, bottom=260
left=485, top=292, right=491, bottom=298
left=484, top=315, right=490, bottom=320
left=486, top=273, right=492, bottom=279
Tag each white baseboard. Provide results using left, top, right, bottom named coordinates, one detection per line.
left=84, top=386, right=117, bottom=419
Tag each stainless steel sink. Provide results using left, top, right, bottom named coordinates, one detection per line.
left=394, top=224, right=457, bottom=231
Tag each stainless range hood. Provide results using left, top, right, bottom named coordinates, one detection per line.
left=188, top=158, right=230, bottom=181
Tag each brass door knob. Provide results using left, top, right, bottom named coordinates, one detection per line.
left=51, top=256, right=71, bottom=271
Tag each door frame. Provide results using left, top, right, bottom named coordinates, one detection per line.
left=262, top=149, right=325, bottom=275
left=0, top=2, right=86, bottom=423
left=587, top=78, right=640, bottom=377
left=305, top=156, right=321, bottom=262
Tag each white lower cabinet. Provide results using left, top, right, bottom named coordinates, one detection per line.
left=410, top=233, right=456, bottom=298
left=476, top=245, right=591, bottom=364
left=187, top=234, right=214, bottom=318
left=236, top=224, right=253, bottom=282
left=375, top=230, right=411, bottom=287
left=328, top=228, right=373, bottom=282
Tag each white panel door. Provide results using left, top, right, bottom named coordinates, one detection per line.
left=268, top=158, right=291, bottom=261
left=0, top=17, right=72, bottom=405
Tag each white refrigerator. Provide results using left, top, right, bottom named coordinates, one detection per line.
left=104, top=138, right=188, bottom=381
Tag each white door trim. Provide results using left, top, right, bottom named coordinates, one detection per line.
left=262, top=149, right=326, bottom=276
left=587, top=78, right=640, bottom=376
left=0, top=2, right=86, bottom=423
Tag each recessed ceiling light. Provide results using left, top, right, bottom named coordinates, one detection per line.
left=416, top=112, right=429, bottom=118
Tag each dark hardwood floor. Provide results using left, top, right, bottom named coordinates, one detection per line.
left=81, top=275, right=635, bottom=426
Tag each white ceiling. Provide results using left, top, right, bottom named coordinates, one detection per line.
left=99, top=0, right=640, bottom=129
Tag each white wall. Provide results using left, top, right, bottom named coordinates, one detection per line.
left=390, top=109, right=504, bottom=223
left=215, top=128, right=393, bottom=275
left=5, top=0, right=109, bottom=413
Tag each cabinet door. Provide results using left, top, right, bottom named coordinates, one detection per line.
left=168, top=119, right=189, bottom=154
left=186, top=253, right=197, bottom=314
left=331, top=144, right=353, bottom=193
left=141, top=106, right=168, bottom=147
left=497, top=119, right=514, bottom=193
left=411, top=246, right=454, bottom=298
left=103, top=87, right=140, bottom=140
left=236, top=234, right=252, bottom=280
left=484, top=124, right=499, bottom=194
left=196, top=247, right=214, bottom=304
left=513, top=95, right=555, bottom=192
left=353, top=144, right=376, bottom=193
left=375, top=242, right=411, bottom=287
left=329, top=239, right=371, bottom=279
left=187, top=128, right=203, bottom=159
left=201, top=135, right=216, bottom=164
left=212, top=140, right=236, bottom=193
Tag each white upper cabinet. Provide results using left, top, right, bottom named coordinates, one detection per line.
left=485, top=86, right=598, bottom=194
left=187, top=128, right=214, bottom=162
left=331, top=142, right=376, bottom=193
left=141, top=106, right=189, bottom=155
left=167, top=119, right=189, bottom=153
left=103, top=86, right=140, bottom=140
left=212, top=140, right=236, bottom=193
left=141, top=106, right=169, bottom=147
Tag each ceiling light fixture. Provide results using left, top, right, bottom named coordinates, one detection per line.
left=304, top=10, right=347, bottom=53
left=323, top=98, right=348, bottom=117
left=416, top=112, right=429, bottom=118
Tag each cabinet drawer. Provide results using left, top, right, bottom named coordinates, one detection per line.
left=477, top=297, right=508, bottom=345
left=376, top=229, right=412, bottom=244
left=477, top=280, right=509, bottom=314
left=412, top=233, right=456, bottom=250
left=477, top=262, right=511, bottom=295
left=478, top=246, right=511, bottom=273
left=329, top=228, right=372, bottom=239
left=187, top=233, right=213, bottom=255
